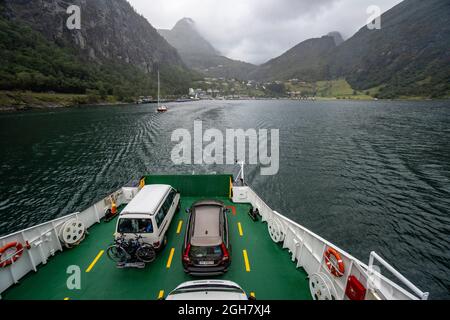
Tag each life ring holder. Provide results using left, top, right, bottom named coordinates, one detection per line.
left=0, top=241, right=30, bottom=268
left=324, top=247, right=345, bottom=277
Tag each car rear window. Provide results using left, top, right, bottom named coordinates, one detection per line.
left=118, top=218, right=153, bottom=234
left=190, top=245, right=222, bottom=258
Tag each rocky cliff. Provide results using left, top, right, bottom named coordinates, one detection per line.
left=3, top=0, right=185, bottom=73
left=1, top=0, right=193, bottom=97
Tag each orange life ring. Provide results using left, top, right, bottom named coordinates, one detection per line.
left=0, top=242, right=25, bottom=267
left=324, top=247, right=345, bottom=277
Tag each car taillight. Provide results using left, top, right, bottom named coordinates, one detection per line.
left=153, top=241, right=160, bottom=248
left=183, top=244, right=191, bottom=263
left=221, top=243, right=229, bottom=261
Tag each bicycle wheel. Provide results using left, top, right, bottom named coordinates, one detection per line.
left=107, top=245, right=128, bottom=263
left=136, top=245, right=156, bottom=263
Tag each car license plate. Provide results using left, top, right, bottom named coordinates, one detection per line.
left=199, top=261, right=214, bottom=265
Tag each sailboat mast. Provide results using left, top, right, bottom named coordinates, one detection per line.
left=157, top=71, right=160, bottom=107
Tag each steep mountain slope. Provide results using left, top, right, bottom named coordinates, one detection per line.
left=252, top=0, right=449, bottom=98
left=0, top=0, right=194, bottom=98
left=330, top=0, right=450, bottom=98
left=159, top=18, right=256, bottom=80
left=251, top=35, right=338, bottom=82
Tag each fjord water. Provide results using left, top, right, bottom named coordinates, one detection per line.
left=0, top=100, right=449, bottom=298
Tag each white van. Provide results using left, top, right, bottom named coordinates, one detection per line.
left=115, top=185, right=180, bottom=250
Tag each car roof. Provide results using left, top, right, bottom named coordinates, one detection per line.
left=167, top=280, right=247, bottom=301
left=191, top=203, right=223, bottom=247
left=175, top=280, right=244, bottom=290
left=167, top=291, right=247, bottom=300
left=121, top=185, right=171, bottom=215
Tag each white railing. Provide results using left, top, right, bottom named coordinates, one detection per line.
left=368, top=252, right=429, bottom=300
left=232, top=186, right=429, bottom=300
left=0, top=187, right=139, bottom=297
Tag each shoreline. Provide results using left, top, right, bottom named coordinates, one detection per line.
left=1, top=91, right=447, bottom=112
left=0, top=91, right=131, bottom=112
left=0, top=101, right=129, bottom=112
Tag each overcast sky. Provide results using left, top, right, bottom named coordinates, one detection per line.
left=128, top=0, right=403, bottom=64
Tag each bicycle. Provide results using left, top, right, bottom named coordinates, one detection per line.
left=107, top=233, right=156, bottom=264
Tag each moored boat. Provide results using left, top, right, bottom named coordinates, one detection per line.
left=157, top=105, right=168, bottom=113
left=156, top=71, right=168, bottom=113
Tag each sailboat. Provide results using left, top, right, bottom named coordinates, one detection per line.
left=156, top=71, right=168, bottom=113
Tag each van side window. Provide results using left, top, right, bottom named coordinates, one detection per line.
left=156, top=190, right=177, bottom=228
left=162, top=197, right=171, bottom=213
left=155, top=208, right=166, bottom=228
left=168, top=189, right=177, bottom=204
left=223, top=211, right=228, bottom=245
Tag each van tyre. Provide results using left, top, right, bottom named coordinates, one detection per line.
left=162, top=235, right=168, bottom=249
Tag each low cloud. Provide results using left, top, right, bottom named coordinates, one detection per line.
left=129, top=0, right=403, bottom=64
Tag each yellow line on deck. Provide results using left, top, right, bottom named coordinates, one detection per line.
left=64, top=297, right=70, bottom=300
left=158, top=290, right=165, bottom=300
left=250, top=292, right=255, bottom=298
left=86, top=250, right=104, bottom=273
left=238, top=222, right=244, bottom=236
left=243, top=250, right=251, bottom=272
left=176, top=220, right=183, bottom=234
left=166, top=248, right=175, bottom=269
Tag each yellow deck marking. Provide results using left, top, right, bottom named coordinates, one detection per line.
left=166, top=248, right=175, bottom=269
left=176, top=220, right=183, bottom=234
left=243, top=250, right=251, bottom=272
left=250, top=292, right=256, bottom=298
left=64, top=297, right=70, bottom=300
left=86, top=250, right=104, bottom=273
left=238, top=222, right=244, bottom=237
left=158, top=290, right=165, bottom=300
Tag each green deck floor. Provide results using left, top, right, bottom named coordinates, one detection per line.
left=3, top=197, right=312, bottom=300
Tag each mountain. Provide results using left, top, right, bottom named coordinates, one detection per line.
left=0, top=0, right=194, bottom=99
left=327, top=32, right=344, bottom=46
left=159, top=18, right=257, bottom=80
left=330, top=0, right=450, bottom=98
left=251, top=0, right=449, bottom=98
left=251, top=35, right=338, bottom=82
left=159, top=18, right=221, bottom=58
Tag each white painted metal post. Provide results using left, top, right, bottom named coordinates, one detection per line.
left=94, top=203, right=101, bottom=223
left=21, top=232, right=37, bottom=272
left=369, top=252, right=429, bottom=300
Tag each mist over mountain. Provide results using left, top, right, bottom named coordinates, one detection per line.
left=327, top=32, right=344, bottom=46
left=251, top=35, right=338, bottom=82
left=159, top=18, right=257, bottom=80
left=159, top=18, right=220, bottom=58
left=250, top=0, right=449, bottom=98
